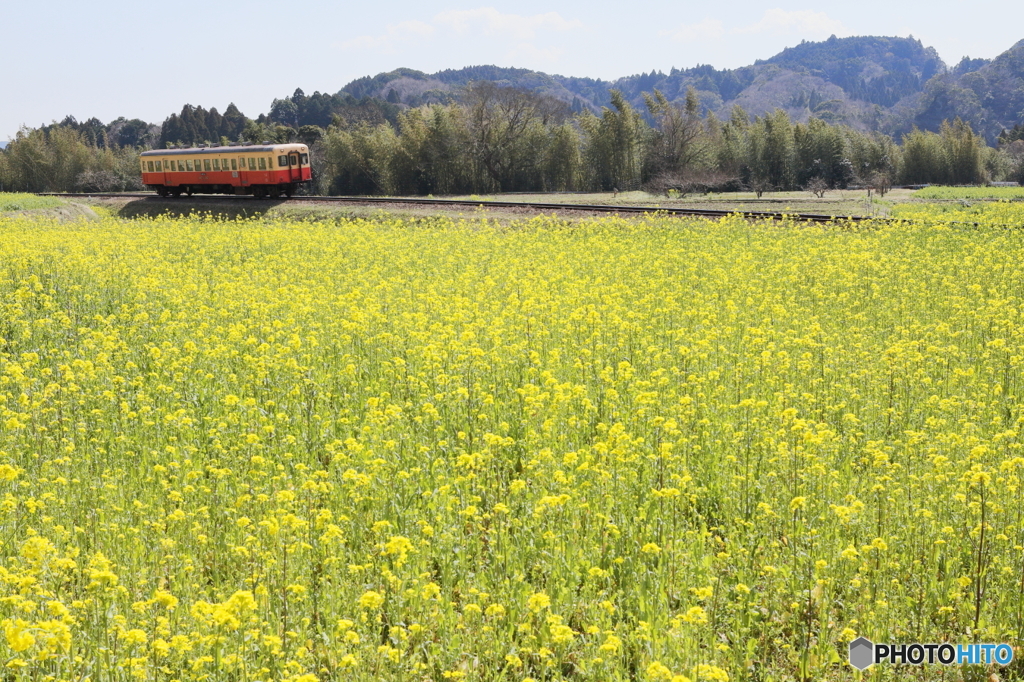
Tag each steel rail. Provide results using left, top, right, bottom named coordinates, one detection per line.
left=35, top=192, right=878, bottom=223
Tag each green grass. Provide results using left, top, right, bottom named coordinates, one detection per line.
left=912, top=185, right=1024, bottom=200
left=0, top=192, right=66, bottom=212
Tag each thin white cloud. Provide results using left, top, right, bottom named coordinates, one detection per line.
left=663, top=18, right=724, bottom=42
left=663, top=9, right=848, bottom=44
left=336, top=7, right=582, bottom=54
left=735, top=9, right=848, bottom=37
left=337, top=20, right=435, bottom=52
left=435, top=8, right=581, bottom=40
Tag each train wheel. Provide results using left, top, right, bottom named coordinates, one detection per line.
left=270, top=187, right=281, bottom=199
left=171, top=188, right=182, bottom=198
left=185, top=187, right=193, bottom=197
left=284, top=184, right=294, bottom=198
left=157, top=188, right=169, bottom=197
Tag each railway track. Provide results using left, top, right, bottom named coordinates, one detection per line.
left=37, top=192, right=879, bottom=224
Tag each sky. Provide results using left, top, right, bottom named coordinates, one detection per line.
left=4, top=0, right=1022, bottom=140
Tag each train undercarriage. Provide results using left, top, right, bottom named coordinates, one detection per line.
left=152, top=183, right=300, bottom=199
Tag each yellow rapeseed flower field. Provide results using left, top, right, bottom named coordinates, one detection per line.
left=1, top=208, right=1024, bottom=680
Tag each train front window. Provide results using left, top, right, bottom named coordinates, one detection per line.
left=300, top=153, right=309, bottom=165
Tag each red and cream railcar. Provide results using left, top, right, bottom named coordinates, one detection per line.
left=140, top=143, right=311, bottom=198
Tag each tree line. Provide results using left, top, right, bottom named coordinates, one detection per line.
left=0, top=126, right=143, bottom=193
left=2, top=83, right=1023, bottom=194
left=316, top=84, right=1022, bottom=196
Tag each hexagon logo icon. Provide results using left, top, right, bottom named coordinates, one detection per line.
left=849, top=637, right=874, bottom=670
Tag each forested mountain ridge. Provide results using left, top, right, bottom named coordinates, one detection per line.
left=335, top=36, right=1022, bottom=144
left=760, top=35, right=945, bottom=106
left=909, top=39, right=1024, bottom=143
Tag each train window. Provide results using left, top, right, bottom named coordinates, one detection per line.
left=213, top=159, right=220, bottom=171
left=258, top=157, right=266, bottom=170
left=171, top=160, right=177, bottom=171
left=193, top=158, right=200, bottom=171
left=203, top=159, right=211, bottom=171
left=231, top=159, right=237, bottom=171
left=289, top=154, right=298, bottom=166
left=186, top=159, right=194, bottom=171
left=300, top=153, right=309, bottom=165
left=248, top=158, right=256, bottom=170
left=158, top=161, right=164, bottom=172
left=278, top=155, right=288, bottom=166
left=147, top=161, right=154, bottom=172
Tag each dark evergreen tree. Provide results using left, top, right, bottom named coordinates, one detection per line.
left=220, top=104, right=248, bottom=140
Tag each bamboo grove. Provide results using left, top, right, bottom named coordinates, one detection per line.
left=315, top=87, right=1018, bottom=196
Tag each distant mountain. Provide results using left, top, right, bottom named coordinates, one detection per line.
left=334, top=35, right=1024, bottom=143
left=341, top=65, right=602, bottom=113
left=908, top=39, right=1024, bottom=143
left=760, top=35, right=944, bottom=106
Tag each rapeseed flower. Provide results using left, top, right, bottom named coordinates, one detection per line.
left=1, top=209, right=1023, bottom=680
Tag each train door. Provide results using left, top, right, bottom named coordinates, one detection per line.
left=288, top=152, right=301, bottom=183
